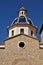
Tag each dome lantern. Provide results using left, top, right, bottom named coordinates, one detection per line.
left=18, top=7, right=27, bottom=17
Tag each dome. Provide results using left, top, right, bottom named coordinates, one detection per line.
left=11, top=17, right=18, bottom=24
left=11, top=7, right=34, bottom=26
left=11, top=16, right=34, bottom=25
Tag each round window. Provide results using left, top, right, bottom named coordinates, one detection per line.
left=19, top=42, right=25, bottom=48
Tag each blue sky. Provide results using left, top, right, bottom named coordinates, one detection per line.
left=0, top=0, right=43, bottom=43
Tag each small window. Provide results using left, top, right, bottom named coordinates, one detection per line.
left=31, top=30, right=33, bottom=36
left=12, top=30, right=14, bottom=36
left=19, top=42, right=25, bottom=48
left=20, top=29, right=24, bottom=34
left=22, top=12, right=23, bottom=14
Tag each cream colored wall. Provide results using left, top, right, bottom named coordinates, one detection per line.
left=41, top=30, right=43, bottom=42
left=19, top=11, right=26, bottom=17
left=9, top=27, right=31, bottom=37
left=9, top=27, right=36, bottom=38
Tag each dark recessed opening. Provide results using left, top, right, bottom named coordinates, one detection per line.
left=12, top=30, right=14, bottom=36
left=19, top=42, right=25, bottom=48
left=22, top=12, right=23, bottom=14
left=20, top=29, right=24, bottom=34
left=31, top=30, right=33, bottom=36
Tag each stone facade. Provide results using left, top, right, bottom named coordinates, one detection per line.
left=0, top=34, right=39, bottom=65
left=0, top=34, right=43, bottom=65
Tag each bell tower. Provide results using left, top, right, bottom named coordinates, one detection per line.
left=7, top=7, right=37, bottom=38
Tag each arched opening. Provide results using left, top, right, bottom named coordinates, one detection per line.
left=20, top=29, right=24, bottom=34
left=12, top=30, right=14, bottom=36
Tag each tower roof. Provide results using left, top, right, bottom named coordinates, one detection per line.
left=11, top=16, right=34, bottom=26
left=10, top=7, right=35, bottom=27
left=18, top=7, right=27, bottom=13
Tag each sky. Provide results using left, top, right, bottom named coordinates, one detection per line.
left=0, top=0, right=43, bottom=43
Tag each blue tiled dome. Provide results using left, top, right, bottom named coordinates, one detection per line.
left=11, top=16, right=33, bottom=25
left=19, top=16, right=26, bottom=23
left=12, top=18, right=18, bottom=24
left=11, top=7, right=34, bottom=26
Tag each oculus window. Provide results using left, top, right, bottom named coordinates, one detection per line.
left=19, top=42, right=25, bottom=48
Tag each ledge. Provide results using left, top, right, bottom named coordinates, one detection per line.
left=5, top=34, right=39, bottom=41
left=39, top=42, right=43, bottom=49
left=0, top=44, right=5, bottom=49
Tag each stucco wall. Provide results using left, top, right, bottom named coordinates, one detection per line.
left=9, top=27, right=31, bottom=37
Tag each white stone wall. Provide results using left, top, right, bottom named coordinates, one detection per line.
left=9, top=27, right=31, bottom=37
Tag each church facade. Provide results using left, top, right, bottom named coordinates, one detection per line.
left=0, top=7, right=43, bottom=65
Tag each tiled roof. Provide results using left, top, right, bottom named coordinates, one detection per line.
left=11, top=16, right=34, bottom=26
